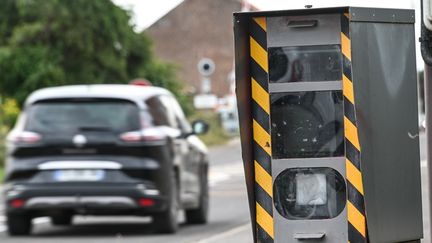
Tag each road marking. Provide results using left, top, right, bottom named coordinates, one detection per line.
left=209, top=161, right=244, bottom=187
left=192, top=223, right=250, bottom=243
left=208, top=173, right=230, bottom=186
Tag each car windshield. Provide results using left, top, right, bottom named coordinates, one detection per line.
left=25, top=100, right=141, bottom=133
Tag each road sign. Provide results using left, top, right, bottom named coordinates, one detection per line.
left=234, top=7, right=422, bottom=243
left=193, top=94, right=218, bottom=109
left=198, top=58, right=215, bottom=76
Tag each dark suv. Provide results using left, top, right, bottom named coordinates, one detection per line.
left=3, top=84, right=209, bottom=235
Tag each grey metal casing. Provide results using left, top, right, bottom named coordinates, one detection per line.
left=267, top=14, right=348, bottom=243
left=267, top=14, right=341, bottom=47
left=272, top=157, right=348, bottom=243
left=233, top=13, right=257, bottom=242
left=350, top=18, right=423, bottom=242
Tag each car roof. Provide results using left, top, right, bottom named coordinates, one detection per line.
left=25, top=84, right=172, bottom=108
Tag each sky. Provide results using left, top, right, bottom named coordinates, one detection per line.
left=113, top=0, right=417, bottom=30
left=113, top=0, right=423, bottom=69
left=111, top=0, right=183, bottom=30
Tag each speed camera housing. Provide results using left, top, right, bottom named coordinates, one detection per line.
left=234, top=7, right=422, bottom=243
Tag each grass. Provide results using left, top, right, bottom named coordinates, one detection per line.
left=0, top=167, right=3, bottom=182
left=189, top=111, right=232, bottom=147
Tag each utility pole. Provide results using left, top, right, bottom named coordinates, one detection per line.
left=421, top=0, right=432, bottom=240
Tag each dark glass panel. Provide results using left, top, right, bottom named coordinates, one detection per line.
left=270, top=91, right=344, bottom=159
left=273, top=167, right=346, bottom=220
left=269, top=45, right=342, bottom=83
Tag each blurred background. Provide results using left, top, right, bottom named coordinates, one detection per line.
left=0, top=0, right=428, bottom=242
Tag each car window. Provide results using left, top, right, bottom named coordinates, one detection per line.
left=168, top=96, right=191, bottom=133
left=158, top=95, right=180, bottom=129
left=146, top=96, right=178, bottom=128
left=25, top=100, right=140, bottom=133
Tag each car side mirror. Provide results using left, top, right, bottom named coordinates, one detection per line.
left=192, top=120, right=209, bottom=135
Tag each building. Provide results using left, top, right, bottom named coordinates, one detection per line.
left=146, top=0, right=256, bottom=97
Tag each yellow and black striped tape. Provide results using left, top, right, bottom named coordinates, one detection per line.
left=341, top=13, right=368, bottom=243
left=250, top=17, right=274, bottom=242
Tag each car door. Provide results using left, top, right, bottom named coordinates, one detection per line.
left=145, top=95, right=184, bottom=188
left=157, top=95, right=195, bottom=203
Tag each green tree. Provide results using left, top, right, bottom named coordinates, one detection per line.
left=0, top=0, right=190, bottom=113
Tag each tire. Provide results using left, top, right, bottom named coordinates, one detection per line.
left=7, top=214, right=32, bottom=236
left=51, top=214, right=73, bottom=226
left=185, top=164, right=209, bottom=224
left=153, top=169, right=179, bottom=234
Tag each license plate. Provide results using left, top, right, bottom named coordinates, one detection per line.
left=53, top=170, right=105, bottom=182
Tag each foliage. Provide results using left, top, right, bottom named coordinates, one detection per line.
left=0, top=142, right=4, bottom=168
left=0, top=98, right=17, bottom=168
left=2, top=97, right=20, bottom=129
left=144, top=61, right=194, bottom=115
left=0, top=0, right=190, bottom=112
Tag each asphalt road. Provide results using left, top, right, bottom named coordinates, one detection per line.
left=0, top=134, right=430, bottom=243
left=0, top=139, right=254, bottom=243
